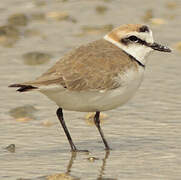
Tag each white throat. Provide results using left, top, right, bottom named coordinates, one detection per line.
left=104, top=35, right=153, bottom=65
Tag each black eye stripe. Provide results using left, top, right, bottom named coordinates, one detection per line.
left=121, top=36, right=147, bottom=46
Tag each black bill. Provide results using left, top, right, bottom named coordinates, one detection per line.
left=148, top=42, right=171, bottom=52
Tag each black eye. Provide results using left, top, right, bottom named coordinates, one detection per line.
left=128, top=35, right=138, bottom=42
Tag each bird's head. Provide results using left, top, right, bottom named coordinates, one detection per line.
left=104, top=24, right=171, bottom=65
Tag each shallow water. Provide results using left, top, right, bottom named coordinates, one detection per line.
left=1, top=0, right=181, bottom=179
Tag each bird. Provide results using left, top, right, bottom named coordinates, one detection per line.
left=9, top=24, right=171, bottom=152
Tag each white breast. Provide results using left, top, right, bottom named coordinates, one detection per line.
left=40, top=66, right=145, bottom=112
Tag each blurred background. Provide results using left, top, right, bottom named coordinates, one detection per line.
left=1, top=0, right=181, bottom=179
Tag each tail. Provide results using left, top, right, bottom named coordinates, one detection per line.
left=9, top=84, right=38, bottom=92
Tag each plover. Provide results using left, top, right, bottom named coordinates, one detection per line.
left=9, top=24, right=171, bottom=152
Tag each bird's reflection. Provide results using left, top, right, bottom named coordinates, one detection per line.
left=46, top=152, right=78, bottom=180
left=68, top=151, right=112, bottom=180
left=47, top=151, right=112, bottom=180
left=97, top=151, right=110, bottom=180
left=65, top=151, right=77, bottom=174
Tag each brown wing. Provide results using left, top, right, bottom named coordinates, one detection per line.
left=25, top=39, right=138, bottom=91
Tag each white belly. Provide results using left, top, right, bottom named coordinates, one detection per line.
left=40, top=67, right=144, bottom=112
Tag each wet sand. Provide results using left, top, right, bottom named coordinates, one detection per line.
left=1, top=0, right=181, bottom=179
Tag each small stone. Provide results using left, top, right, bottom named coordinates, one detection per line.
left=87, top=157, right=99, bottom=162
left=5, top=144, right=15, bottom=153
left=0, top=25, right=20, bottom=47
left=9, top=105, right=37, bottom=120
left=0, top=25, right=19, bottom=37
left=8, top=13, right=29, bottom=27
left=22, top=52, right=52, bottom=65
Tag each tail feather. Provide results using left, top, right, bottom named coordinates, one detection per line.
left=9, top=84, right=38, bottom=92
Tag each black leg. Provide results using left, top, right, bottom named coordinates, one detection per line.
left=94, top=112, right=110, bottom=150
left=56, top=108, right=89, bottom=152
left=56, top=108, right=77, bottom=152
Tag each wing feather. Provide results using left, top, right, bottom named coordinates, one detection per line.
left=20, top=39, right=138, bottom=91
